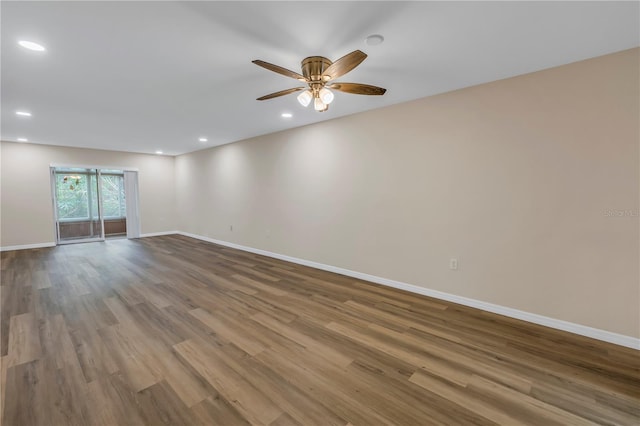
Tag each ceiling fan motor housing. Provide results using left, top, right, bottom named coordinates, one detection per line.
left=301, top=56, right=332, bottom=82
left=301, top=56, right=333, bottom=97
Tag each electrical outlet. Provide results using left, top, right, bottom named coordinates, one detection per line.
left=449, top=258, right=458, bottom=270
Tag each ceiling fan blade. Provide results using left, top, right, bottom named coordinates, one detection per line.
left=256, top=87, right=306, bottom=101
left=252, top=60, right=308, bottom=82
left=321, top=50, right=367, bottom=81
left=327, top=83, right=386, bottom=96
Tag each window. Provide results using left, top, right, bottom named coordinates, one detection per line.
left=54, top=169, right=126, bottom=221
left=55, top=172, right=94, bottom=220
left=101, top=174, right=126, bottom=219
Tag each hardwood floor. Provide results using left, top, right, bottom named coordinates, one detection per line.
left=1, top=235, right=638, bottom=425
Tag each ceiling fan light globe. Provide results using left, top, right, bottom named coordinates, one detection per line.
left=314, top=98, right=327, bottom=111
left=297, top=90, right=313, bottom=107
left=319, top=87, right=334, bottom=104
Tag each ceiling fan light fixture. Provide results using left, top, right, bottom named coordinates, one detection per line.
left=297, top=90, right=313, bottom=107
left=253, top=50, right=385, bottom=113
left=319, top=87, right=334, bottom=104
left=314, top=97, right=327, bottom=112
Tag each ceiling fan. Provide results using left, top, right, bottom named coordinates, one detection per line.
left=252, top=50, right=386, bottom=112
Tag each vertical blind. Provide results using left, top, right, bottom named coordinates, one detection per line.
left=124, top=170, right=141, bottom=238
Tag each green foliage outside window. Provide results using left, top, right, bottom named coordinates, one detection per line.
left=56, top=174, right=90, bottom=219
left=55, top=172, right=125, bottom=220
left=101, top=175, right=127, bottom=218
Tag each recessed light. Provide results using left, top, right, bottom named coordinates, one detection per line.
left=155, top=150, right=163, bottom=155
left=365, top=34, right=384, bottom=46
left=18, top=40, right=46, bottom=52
left=281, top=113, right=293, bottom=118
left=17, top=138, right=28, bottom=142
left=16, top=111, right=32, bottom=117
left=198, top=137, right=208, bottom=142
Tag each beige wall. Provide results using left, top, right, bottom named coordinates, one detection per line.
left=175, top=48, right=639, bottom=338
left=0, top=142, right=176, bottom=246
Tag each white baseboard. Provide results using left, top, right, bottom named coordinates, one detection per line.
left=140, top=231, right=179, bottom=238
left=177, top=231, right=640, bottom=350
left=0, top=232, right=178, bottom=249
left=0, top=242, right=56, bottom=252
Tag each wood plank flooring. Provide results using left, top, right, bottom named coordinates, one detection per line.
left=1, top=235, right=638, bottom=425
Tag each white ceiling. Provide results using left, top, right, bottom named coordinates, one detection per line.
left=2, top=1, right=638, bottom=156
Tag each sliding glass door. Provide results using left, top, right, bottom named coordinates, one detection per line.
left=51, top=166, right=137, bottom=244
left=52, top=168, right=104, bottom=244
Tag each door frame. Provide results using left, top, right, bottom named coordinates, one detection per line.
left=50, top=163, right=140, bottom=245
